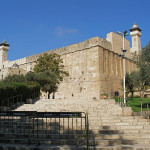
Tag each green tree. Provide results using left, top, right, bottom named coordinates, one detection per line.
left=25, top=72, right=36, bottom=82
left=125, top=72, right=134, bottom=98
left=34, top=53, right=68, bottom=81
left=33, top=53, right=69, bottom=98
left=124, top=42, right=150, bottom=98
left=125, top=71, right=142, bottom=98
left=35, top=71, right=58, bottom=99
left=26, top=71, right=58, bottom=99
left=136, top=42, right=150, bottom=97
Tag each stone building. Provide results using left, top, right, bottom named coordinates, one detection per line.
left=0, top=23, right=142, bottom=100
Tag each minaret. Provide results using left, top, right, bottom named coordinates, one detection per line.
left=0, top=40, right=10, bottom=63
left=130, top=23, right=142, bottom=54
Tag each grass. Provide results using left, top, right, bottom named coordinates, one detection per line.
left=115, top=97, right=150, bottom=112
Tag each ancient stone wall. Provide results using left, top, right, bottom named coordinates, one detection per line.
left=54, top=46, right=100, bottom=100
left=0, top=35, right=137, bottom=100
left=98, top=46, right=137, bottom=98
left=47, top=37, right=136, bottom=99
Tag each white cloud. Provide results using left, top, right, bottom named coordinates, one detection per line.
left=55, top=27, right=78, bottom=36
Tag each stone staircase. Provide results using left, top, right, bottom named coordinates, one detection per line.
left=1, top=98, right=150, bottom=149
left=87, top=101, right=150, bottom=149
left=88, top=114, right=150, bottom=149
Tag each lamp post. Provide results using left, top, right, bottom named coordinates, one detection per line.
left=117, top=31, right=129, bottom=104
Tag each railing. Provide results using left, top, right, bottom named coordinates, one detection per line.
left=0, top=111, right=89, bottom=149
left=0, top=92, right=40, bottom=111
left=116, top=97, right=150, bottom=119
left=115, top=97, right=132, bottom=107
left=28, top=91, right=40, bottom=100
left=0, top=94, right=22, bottom=111
left=115, top=97, right=126, bottom=107
left=139, top=100, right=150, bottom=118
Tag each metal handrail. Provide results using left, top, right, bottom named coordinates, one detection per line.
left=0, top=94, right=22, bottom=107
left=29, top=91, right=40, bottom=100
left=0, top=92, right=40, bottom=111
left=116, top=97, right=132, bottom=107
left=140, top=100, right=150, bottom=118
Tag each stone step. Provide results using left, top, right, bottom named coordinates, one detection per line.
left=89, top=133, right=150, bottom=140
left=92, top=129, right=122, bottom=134
left=4, top=132, right=149, bottom=142
left=0, top=133, right=86, bottom=139
left=0, top=129, right=86, bottom=135
left=89, top=121, right=150, bottom=126
left=89, top=120, right=149, bottom=125
left=88, top=144, right=150, bottom=150
left=102, top=118, right=148, bottom=122
left=90, top=125, right=148, bottom=130
left=87, top=139, right=134, bottom=146
left=12, top=98, right=150, bottom=149
left=92, top=128, right=150, bottom=134
left=1, top=141, right=150, bottom=150
left=89, top=118, right=148, bottom=124
left=88, top=134, right=150, bottom=144
left=98, top=116, right=145, bottom=120
left=0, top=143, right=87, bottom=150
left=0, top=138, right=138, bottom=147
left=0, top=138, right=86, bottom=145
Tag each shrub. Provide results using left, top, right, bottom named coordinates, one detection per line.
left=132, top=95, right=141, bottom=98
left=2, top=74, right=26, bottom=83
left=0, top=82, right=40, bottom=103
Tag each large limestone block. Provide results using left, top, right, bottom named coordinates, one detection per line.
left=122, top=107, right=133, bottom=116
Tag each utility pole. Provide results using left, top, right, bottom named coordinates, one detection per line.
left=117, top=31, right=129, bottom=104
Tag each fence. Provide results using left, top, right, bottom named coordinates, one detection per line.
left=0, top=94, right=22, bottom=111
left=0, top=92, right=40, bottom=111
left=139, top=100, right=150, bottom=118
left=28, top=91, right=40, bottom=100
left=116, top=97, right=150, bottom=119
left=115, top=97, right=133, bottom=107
left=0, top=111, right=89, bottom=149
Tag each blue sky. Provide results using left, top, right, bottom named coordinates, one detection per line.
left=0, top=0, right=149, bottom=61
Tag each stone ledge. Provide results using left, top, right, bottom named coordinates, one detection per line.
left=122, top=107, right=133, bottom=116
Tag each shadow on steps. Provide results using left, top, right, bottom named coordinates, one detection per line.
left=88, top=125, right=135, bottom=149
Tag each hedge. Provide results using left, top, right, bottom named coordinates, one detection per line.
left=0, top=82, right=40, bottom=103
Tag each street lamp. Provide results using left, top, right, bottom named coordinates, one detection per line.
left=117, top=31, right=129, bottom=104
